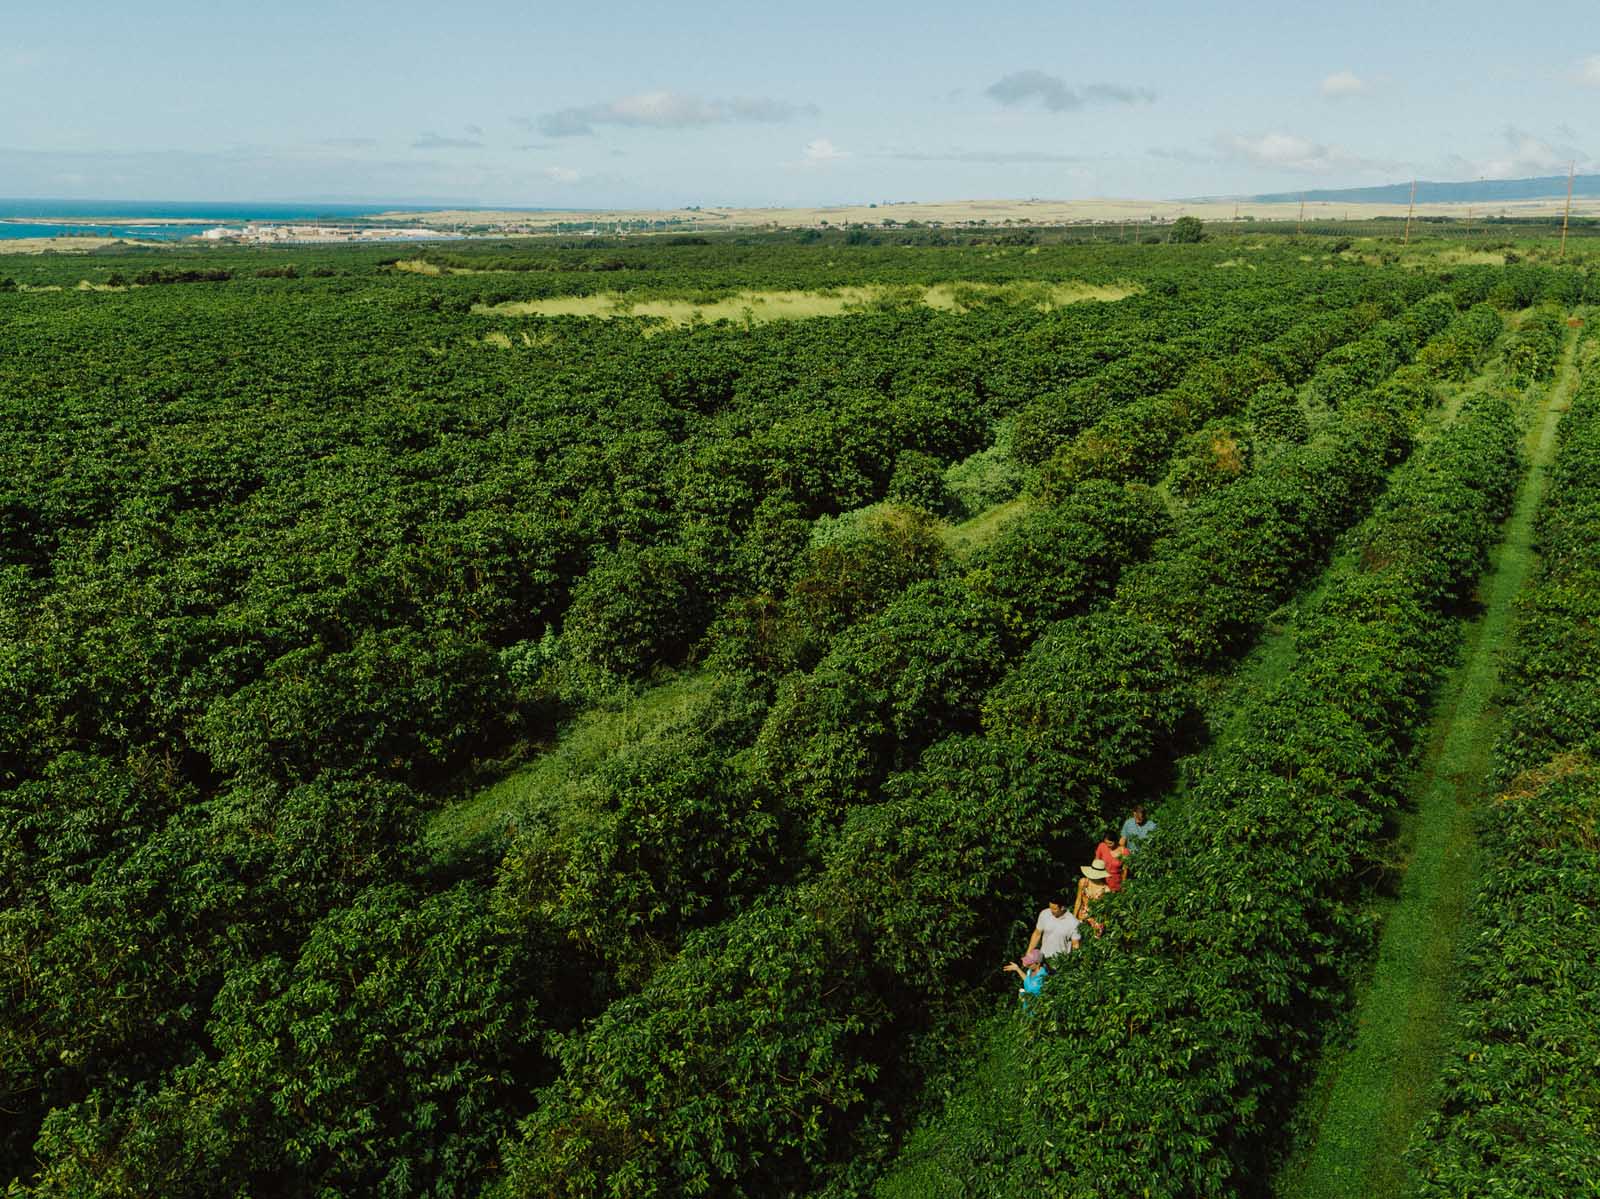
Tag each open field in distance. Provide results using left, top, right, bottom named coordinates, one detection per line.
left=373, top=195, right=1600, bottom=231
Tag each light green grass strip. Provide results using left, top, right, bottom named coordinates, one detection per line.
left=423, top=670, right=721, bottom=859
left=1275, top=321, right=1581, bottom=1199
left=938, top=495, right=1032, bottom=556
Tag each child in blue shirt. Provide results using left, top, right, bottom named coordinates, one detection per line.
left=1002, top=948, right=1049, bottom=1010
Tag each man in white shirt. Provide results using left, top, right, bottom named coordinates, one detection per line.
left=1026, top=896, right=1082, bottom=962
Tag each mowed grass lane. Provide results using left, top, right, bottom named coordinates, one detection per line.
left=1273, top=316, right=1584, bottom=1199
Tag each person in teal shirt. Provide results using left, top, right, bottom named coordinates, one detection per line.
left=1002, top=948, right=1049, bottom=1011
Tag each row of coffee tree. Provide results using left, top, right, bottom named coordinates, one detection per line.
left=0, top=248, right=1585, bottom=1194
left=494, top=287, right=1467, bottom=996
left=1407, top=327, right=1599, bottom=1197
left=491, top=289, right=1503, bottom=1197
left=0, top=244, right=1383, bottom=1190
left=1014, top=388, right=1523, bottom=1195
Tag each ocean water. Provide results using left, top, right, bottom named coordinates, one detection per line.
left=0, top=199, right=429, bottom=241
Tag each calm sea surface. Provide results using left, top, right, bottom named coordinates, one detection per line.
left=0, top=199, right=428, bottom=241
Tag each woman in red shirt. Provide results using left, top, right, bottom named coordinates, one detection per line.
left=1094, top=833, right=1129, bottom=891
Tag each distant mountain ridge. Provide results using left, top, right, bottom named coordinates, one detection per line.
left=1236, top=174, right=1600, bottom=205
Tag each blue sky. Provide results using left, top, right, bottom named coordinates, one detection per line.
left=3, top=0, right=1598, bottom=205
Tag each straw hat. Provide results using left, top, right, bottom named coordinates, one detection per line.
left=1080, top=859, right=1109, bottom=880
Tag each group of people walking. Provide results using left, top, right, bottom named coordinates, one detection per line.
left=1002, top=804, right=1156, bottom=1006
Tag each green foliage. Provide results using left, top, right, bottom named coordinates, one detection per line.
left=1306, top=291, right=1455, bottom=408
left=1167, top=421, right=1253, bottom=497
left=1, top=238, right=1581, bottom=1194
left=1116, top=406, right=1400, bottom=668
left=1406, top=758, right=1600, bottom=1198
left=885, top=448, right=954, bottom=515
left=1409, top=356, right=1600, bottom=1196
left=497, top=678, right=774, bottom=982
left=560, top=542, right=712, bottom=690
left=708, top=504, right=947, bottom=679
left=497, top=889, right=882, bottom=1199
left=493, top=307, right=1486, bottom=1198
left=753, top=576, right=1009, bottom=837
left=1413, top=302, right=1504, bottom=381
left=1244, top=380, right=1311, bottom=444
left=1503, top=303, right=1566, bottom=384
left=942, top=435, right=1023, bottom=519
left=29, top=883, right=547, bottom=1199
left=967, top=479, right=1169, bottom=642
left=131, top=267, right=233, bottom=284
left=1496, top=371, right=1600, bottom=773
left=1011, top=395, right=1520, bottom=1197
left=1036, top=302, right=1378, bottom=496
left=1169, top=215, right=1205, bottom=243
left=194, top=628, right=510, bottom=785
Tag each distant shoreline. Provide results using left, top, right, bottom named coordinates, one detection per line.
left=0, top=216, right=216, bottom=227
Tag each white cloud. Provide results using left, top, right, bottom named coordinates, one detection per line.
left=609, top=91, right=722, bottom=126
left=1320, top=70, right=1366, bottom=98
left=544, top=165, right=581, bottom=184
left=1467, top=126, right=1587, bottom=179
left=1579, top=55, right=1600, bottom=86
left=1215, top=132, right=1382, bottom=174
left=533, top=91, right=816, bottom=137
left=789, top=138, right=848, bottom=169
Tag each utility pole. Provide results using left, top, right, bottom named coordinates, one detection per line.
left=1297, top=195, right=1305, bottom=235
left=1560, top=160, right=1575, bottom=260
left=1403, top=179, right=1416, bottom=246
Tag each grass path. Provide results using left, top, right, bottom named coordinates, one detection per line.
left=1272, top=320, right=1582, bottom=1199
left=868, top=325, right=1547, bottom=1199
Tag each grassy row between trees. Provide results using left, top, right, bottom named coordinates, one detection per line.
left=479, top=272, right=1445, bottom=996
left=1405, top=324, right=1600, bottom=1197
left=488, top=287, right=1499, bottom=1197
left=1270, top=303, right=1580, bottom=1199
left=995, top=380, right=1526, bottom=1193
left=477, top=274, right=1414, bottom=1004
left=868, top=293, right=1527, bottom=1199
